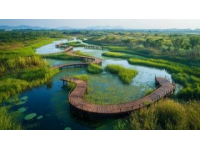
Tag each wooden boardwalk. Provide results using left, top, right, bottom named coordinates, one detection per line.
left=51, top=45, right=102, bottom=69
left=50, top=43, right=175, bottom=115
left=61, top=77, right=175, bottom=114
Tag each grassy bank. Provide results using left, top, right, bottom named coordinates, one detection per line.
left=0, top=106, right=22, bottom=130
left=87, top=63, right=103, bottom=74
left=115, top=99, right=200, bottom=130
left=105, top=64, right=138, bottom=84
left=128, top=58, right=200, bottom=100
left=0, top=36, right=61, bottom=129
left=0, top=38, right=56, bottom=59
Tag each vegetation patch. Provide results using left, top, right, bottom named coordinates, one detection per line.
left=115, top=99, right=200, bottom=130
left=42, top=53, right=79, bottom=60
left=102, top=52, right=129, bottom=59
left=24, top=113, right=37, bottom=121
left=105, top=64, right=138, bottom=84
left=73, top=74, right=89, bottom=82
left=128, top=58, right=200, bottom=100
left=84, top=75, right=144, bottom=105
left=87, top=63, right=103, bottom=74
left=0, top=106, right=22, bottom=130
left=73, top=50, right=92, bottom=57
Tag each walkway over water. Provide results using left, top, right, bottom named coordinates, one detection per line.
left=52, top=46, right=102, bottom=69
left=61, top=77, right=175, bottom=114
left=50, top=43, right=175, bottom=115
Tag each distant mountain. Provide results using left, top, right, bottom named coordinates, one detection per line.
left=86, top=25, right=124, bottom=30
left=0, top=25, right=125, bottom=30
left=55, top=26, right=72, bottom=30
left=0, top=25, right=49, bottom=30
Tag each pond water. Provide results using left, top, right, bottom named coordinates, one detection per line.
left=8, top=38, right=175, bottom=130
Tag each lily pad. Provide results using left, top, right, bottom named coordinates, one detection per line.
left=18, top=107, right=27, bottom=113
left=36, top=115, right=43, bottom=120
left=24, top=113, right=37, bottom=120
left=65, top=127, right=71, bottom=130
left=16, top=101, right=26, bottom=105
left=8, top=98, right=16, bottom=103
left=20, top=96, right=28, bottom=101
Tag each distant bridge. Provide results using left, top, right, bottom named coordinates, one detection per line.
left=84, top=45, right=104, bottom=50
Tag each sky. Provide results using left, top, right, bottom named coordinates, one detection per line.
left=0, top=19, right=200, bottom=29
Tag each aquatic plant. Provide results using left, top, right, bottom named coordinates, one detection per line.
left=105, top=64, right=138, bottom=84
left=67, top=75, right=89, bottom=90
left=87, top=63, right=103, bottom=74
left=74, top=51, right=92, bottom=57
left=16, top=101, right=26, bottom=106
left=24, top=113, right=37, bottom=121
left=73, top=74, right=89, bottom=82
left=17, top=107, right=27, bottom=113
left=144, top=88, right=154, bottom=96
left=20, top=96, right=28, bottom=101
left=102, top=52, right=127, bottom=58
left=84, top=75, right=144, bottom=105
left=36, top=115, right=43, bottom=120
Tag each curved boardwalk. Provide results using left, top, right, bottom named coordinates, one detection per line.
left=52, top=46, right=102, bottom=69
left=61, top=77, right=175, bottom=114
left=50, top=43, right=175, bottom=115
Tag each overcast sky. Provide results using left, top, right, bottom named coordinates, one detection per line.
left=0, top=19, right=200, bottom=29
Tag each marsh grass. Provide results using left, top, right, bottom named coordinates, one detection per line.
left=0, top=68, right=59, bottom=103
left=144, top=88, right=154, bottom=96
left=72, top=74, right=89, bottom=82
left=87, top=63, right=103, bottom=74
left=0, top=106, right=22, bottom=130
left=128, top=58, right=200, bottom=100
left=115, top=99, right=200, bottom=130
left=42, top=53, right=79, bottom=60
left=0, top=38, right=60, bottom=103
left=67, top=74, right=89, bottom=90
left=105, top=64, right=138, bottom=84
left=74, top=51, right=92, bottom=57
left=102, top=52, right=129, bottom=59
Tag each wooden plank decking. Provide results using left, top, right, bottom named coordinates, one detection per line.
left=50, top=43, right=175, bottom=115
left=51, top=45, right=102, bottom=69
left=61, top=77, right=175, bottom=114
